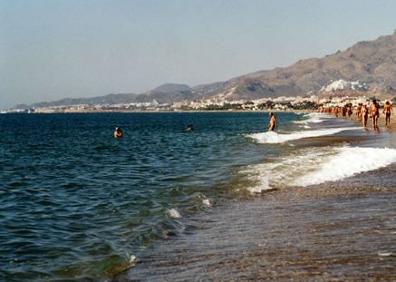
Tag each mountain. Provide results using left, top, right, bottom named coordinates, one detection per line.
left=194, top=30, right=396, bottom=100
left=13, top=30, right=396, bottom=109
left=134, top=83, right=194, bottom=104
left=23, top=93, right=137, bottom=109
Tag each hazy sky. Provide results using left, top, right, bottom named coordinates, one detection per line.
left=1, top=0, right=396, bottom=108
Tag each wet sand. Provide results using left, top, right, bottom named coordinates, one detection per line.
left=115, top=164, right=396, bottom=281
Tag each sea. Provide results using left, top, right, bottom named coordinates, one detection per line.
left=1, top=112, right=396, bottom=281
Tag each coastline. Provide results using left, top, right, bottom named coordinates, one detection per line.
left=3, top=111, right=395, bottom=281
left=114, top=113, right=396, bottom=281
left=116, top=164, right=396, bottom=281
left=1, top=109, right=310, bottom=114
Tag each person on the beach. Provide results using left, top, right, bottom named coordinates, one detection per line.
left=383, top=101, right=392, bottom=126
left=356, top=103, right=362, bottom=119
left=113, top=127, right=123, bottom=138
left=361, top=104, right=369, bottom=128
left=347, top=105, right=353, bottom=118
left=268, top=112, right=277, bottom=131
left=370, top=99, right=380, bottom=130
left=334, top=107, right=339, bottom=118
left=342, top=106, right=347, bottom=117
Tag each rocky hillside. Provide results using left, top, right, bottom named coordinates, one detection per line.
left=195, top=30, right=396, bottom=100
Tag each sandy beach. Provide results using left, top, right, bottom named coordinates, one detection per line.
left=115, top=165, right=396, bottom=281
left=336, top=106, right=396, bottom=133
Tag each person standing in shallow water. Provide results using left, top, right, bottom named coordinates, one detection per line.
left=383, top=101, right=393, bottom=126
left=268, top=112, right=277, bottom=131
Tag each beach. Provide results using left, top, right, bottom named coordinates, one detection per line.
left=115, top=171, right=396, bottom=281
left=115, top=112, right=396, bottom=281
left=5, top=2, right=396, bottom=281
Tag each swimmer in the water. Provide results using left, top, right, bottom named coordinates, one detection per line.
left=185, top=124, right=193, bottom=132
left=113, top=127, right=123, bottom=138
left=268, top=112, right=276, bottom=131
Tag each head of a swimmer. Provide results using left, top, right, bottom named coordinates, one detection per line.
left=269, top=112, right=274, bottom=117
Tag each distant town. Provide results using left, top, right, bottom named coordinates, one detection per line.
left=1, top=94, right=391, bottom=114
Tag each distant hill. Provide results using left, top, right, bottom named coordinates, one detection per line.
left=194, top=30, right=396, bottom=100
left=23, top=93, right=137, bottom=109
left=14, top=30, right=396, bottom=109
left=134, top=83, right=194, bottom=104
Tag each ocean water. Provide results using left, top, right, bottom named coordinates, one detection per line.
left=0, top=112, right=394, bottom=281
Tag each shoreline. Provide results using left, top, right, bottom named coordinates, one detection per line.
left=115, top=112, right=396, bottom=281
left=324, top=107, right=396, bottom=133
left=116, top=164, right=396, bottom=281
left=0, top=109, right=310, bottom=114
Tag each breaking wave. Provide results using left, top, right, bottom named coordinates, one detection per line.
left=240, top=146, right=396, bottom=194
left=247, top=127, right=360, bottom=144
left=294, top=112, right=332, bottom=124
left=294, top=147, right=396, bottom=186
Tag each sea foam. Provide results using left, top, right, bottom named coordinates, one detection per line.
left=247, top=127, right=359, bottom=144
left=167, top=208, right=182, bottom=219
left=241, top=146, right=336, bottom=194
left=202, top=198, right=212, bottom=207
left=294, top=113, right=331, bottom=124
left=294, top=147, right=396, bottom=186
left=241, top=146, right=396, bottom=194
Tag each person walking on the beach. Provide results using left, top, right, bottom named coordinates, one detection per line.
left=370, top=99, right=380, bottom=130
left=356, top=103, right=362, bottom=119
left=268, top=112, right=277, bottom=131
left=347, top=105, right=353, bottom=118
left=361, top=104, right=369, bottom=128
left=383, top=101, right=393, bottom=126
left=342, top=106, right=346, bottom=117
left=334, top=107, right=339, bottom=118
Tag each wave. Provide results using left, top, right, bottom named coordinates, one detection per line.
left=294, top=113, right=332, bottom=124
left=247, top=127, right=359, bottom=144
left=294, top=147, right=396, bottom=186
left=240, top=146, right=337, bottom=193
left=240, top=146, right=396, bottom=194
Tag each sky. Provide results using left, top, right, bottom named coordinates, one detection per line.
left=1, top=0, right=396, bottom=108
